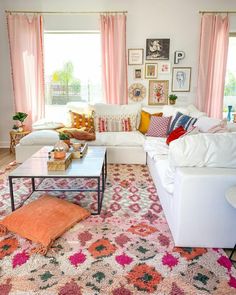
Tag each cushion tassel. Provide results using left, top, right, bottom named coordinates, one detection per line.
left=30, top=244, right=48, bottom=256
left=0, top=224, right=8, bottom=236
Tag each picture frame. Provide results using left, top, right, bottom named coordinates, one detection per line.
left=158, top=62, right=171, bottom=74
left=148, top=80, right=169, bottom=105
left=145, top=63, right=157, bottom=79
left=128, top=48, right=144, bottom=65
left=172, top=67, right=191, bottom=92
left=134, top=68, right=143, bottom=80
left=146, top=39, right=170, bottom=60
left=128, top=83, right=146, bottom=102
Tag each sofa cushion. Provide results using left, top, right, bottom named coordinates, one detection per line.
left=166, top=126, right=186, bottom=145
left=97, top=116, right=133, bottom=132
left=32, top=119, right=64, bottom=131
left=138, top=110, right=163, bottom=134
left=162, top=105, right=190, bottom=117
left=169, top=132, right=236, bottom=168
left=168, top=112, right=197, bottom=134
left=193, top=116, right=221, bottom=132
left=146, top=116, right=172, bottom=137
left=70, top=111, right=94, bottom=129
left=20, top=130, right=59, bottom=146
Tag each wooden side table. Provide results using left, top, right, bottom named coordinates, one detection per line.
left=9, top=130, right=30, bottom=154
left=225, top=186, right=236, bottom=262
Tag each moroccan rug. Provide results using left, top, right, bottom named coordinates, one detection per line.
left=0, top=163, right=236, bottom=295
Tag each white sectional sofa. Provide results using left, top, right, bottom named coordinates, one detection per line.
left=15, top=103, right=236, bottom=248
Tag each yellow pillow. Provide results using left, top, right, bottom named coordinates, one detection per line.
left=138, top=111, right=163, bottom=134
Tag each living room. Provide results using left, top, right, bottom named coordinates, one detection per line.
left=1, top=0, right=236, bottom=294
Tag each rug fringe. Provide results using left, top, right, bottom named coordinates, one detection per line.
left=0, top=224, right=8, bottom=236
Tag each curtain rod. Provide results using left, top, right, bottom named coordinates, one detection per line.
left=5, top=10, right=128, bottom=15
left=199, top=10, right=236, bottom=14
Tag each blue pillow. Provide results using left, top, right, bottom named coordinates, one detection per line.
left=168, top=112, right=197, bottom=134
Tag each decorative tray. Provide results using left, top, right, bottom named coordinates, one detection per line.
left=71, top=143, right=88, bottom=159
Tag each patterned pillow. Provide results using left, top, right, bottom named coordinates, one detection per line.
left=146, top=116, right=172, bottom=137
left=95, top=114, right=136, bottom=132
left=98, top=117, right=132, bottom=132
left=138, top=110, right=163, bottom=134
left=70, top=111, right=94, bottom=129
left=168, top=112, right=197, bottom=134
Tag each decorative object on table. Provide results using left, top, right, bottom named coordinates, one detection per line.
left=133, top=67, right=143, bottom=80
left=128, top=48, right=144, bottom=65
left=158, top=61, right=171, bottom=74
left=12, top=112, right=28, bottom=132
left=47, top=152, right=72, bottom=171
left=9, top=130, right=31, bottom=154
left=174, top=51, right=185, bottom=64
left=148, top=80, right=169, bottom=105
left=227, top=105, right=233, bottom=122
left=233, top=113, right=236, bottom=123
left=128, top=83, right=146, bottom=102
left=59, top=132, right=71, bottom=148
left=146, top=39, right=170, bottom=60
left=172, top=67, right=191, bottom=92
left=145, top=63, right=158, bottom=79
left=0, top=194, right=91, bottom=255
left=169, top=94, right=178, bottom=105
left=71, top=142, right=88, bottom=159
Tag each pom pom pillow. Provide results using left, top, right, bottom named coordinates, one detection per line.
left=0, top=194, right=91, bottom=255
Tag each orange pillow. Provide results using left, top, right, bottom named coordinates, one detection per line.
left=0, top=194, right=90, bottom=255
left=64, top=129, right=96, bottom=141
left=138, top=110, right=163, bottom=134
left=70, top=111, right=94, bottom=129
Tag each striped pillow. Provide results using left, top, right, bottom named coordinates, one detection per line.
left=146, top=116, right=172, bottom=137
left=98, top=117, right=132, bottom=132
left=168, top=112, right=197, bottom=134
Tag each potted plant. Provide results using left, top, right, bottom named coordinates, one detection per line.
left=169, top=94, right=178, bottom=105
left=12, top=112, right=28, bottom=131
left=59, top=132, right=71, bottom=148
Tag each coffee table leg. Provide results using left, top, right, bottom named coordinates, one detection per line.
left=9, top=176, right=15, bottom=211
left=97, top=176, right=101, bottom=214
left=32, top=177, right=35, bottom=192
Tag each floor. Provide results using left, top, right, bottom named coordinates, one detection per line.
left=0, top=147, right=235, bottom=265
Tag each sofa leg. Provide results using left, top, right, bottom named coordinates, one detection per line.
left=229, top=243, right=236, bottom=263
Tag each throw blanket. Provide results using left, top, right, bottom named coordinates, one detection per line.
left=56, top=127, right=96, bottom=141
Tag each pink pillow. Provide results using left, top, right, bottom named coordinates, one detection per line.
left=146, top=116, right=172, bottom=137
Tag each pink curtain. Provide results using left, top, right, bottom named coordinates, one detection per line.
left=100, top=14, right=128, bottom=104
left=196, top=14, right=229, bottom=119
left=7, top=14, right=45, bottom=130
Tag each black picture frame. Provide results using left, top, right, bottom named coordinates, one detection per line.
left=146, top=39, right=170, bottom=60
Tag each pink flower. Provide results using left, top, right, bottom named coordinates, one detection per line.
left=229, top=275, right=236, bottom=289
left=162, top=253, right=178, bottom=269
left=69, top=251, right=86, bottom=267
left=78, top=231, right=92, bottom=246
left=217, top=255, right=232, bottom=271
left=115, top=253, right=133, bottom=267
left=12, top=251, right=29, bottom=268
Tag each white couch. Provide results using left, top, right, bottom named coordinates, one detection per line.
left=15, top=103, right=236, bottom=248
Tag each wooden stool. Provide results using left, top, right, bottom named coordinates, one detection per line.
left=9, top=130, right=30, bottom=153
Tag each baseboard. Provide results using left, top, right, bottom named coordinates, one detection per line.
left=0, top=141, right=9, bottom=148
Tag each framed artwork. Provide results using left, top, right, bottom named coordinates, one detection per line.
left=145, top=63, right=157, bottom=79
left=128, top=83, right=146, bottom=102
left=158, top=62, right=171, bottom=74
left=148, top=80, right=169, bottom=105
left=172, top=67, right=191, bottom=92
left=146, top=39, right=170, bottom=60
left=134, top=68, right=143, bottom=80
left=128, top=48, right=144, bottom=65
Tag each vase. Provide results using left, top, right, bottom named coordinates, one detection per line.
left=227, top=105, right=233, bottom=122
left=54, top=140, right=69, bottom=152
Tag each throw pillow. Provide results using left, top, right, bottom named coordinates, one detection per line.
left=97, top=116, right=133, bottom=132
left=0, top=194, right=91, bottom=255
left=62, top=128, right=96, bottom=141
left=138, top=110, right=163, bottom=134
left=166, top=126, right=187, bottom=145
left=193, top=116, right=221, bottom=132
left=146, top=116, right=172, bottom=137
left=168, top=112, right=197, bottom=134
left=70, top=111, right=94, bottom=129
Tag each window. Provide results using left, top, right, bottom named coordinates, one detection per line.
left=44, top=32, right=102, bottom=120
left=224, top=34, right=236, bottom=120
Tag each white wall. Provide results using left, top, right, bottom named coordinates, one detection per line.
left=0, top=0, right=236, bottom=147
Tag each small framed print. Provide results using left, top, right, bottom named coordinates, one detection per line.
left=128, top=48, right=144, bottom=65
left=158, top=62, right=171, bottom=74
left=172, top=67, right=191, bottom=92
left=145, top=63, right=157, bottom=79
left=134, top=68, right=143, bottom=80
left=148, top=80, right=169, bottom=105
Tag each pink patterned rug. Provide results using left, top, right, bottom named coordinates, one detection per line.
left=0, top=163, right=236, bottom=294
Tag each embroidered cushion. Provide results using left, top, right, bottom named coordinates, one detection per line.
left=70, top=111, right=94, bottom=129
left=166, top=126, right=186, bottom=145
left=138, top=111, right=163, bottom=134
left=168, top=112, right=197, bottom=134
left=0, top=194, right=91, bottom=255
left=97, top=116, right=133, bottom=132
left=146, top=116, right=172, bottom=137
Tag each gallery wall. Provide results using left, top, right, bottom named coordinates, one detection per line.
left=0, top=0, right=236, bottom=146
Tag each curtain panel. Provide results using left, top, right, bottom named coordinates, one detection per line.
left=196, top=14, right=229, bottom=119
left=7, top=14, right=45, bottom=130
left=100, top=14, right=128, bottom=104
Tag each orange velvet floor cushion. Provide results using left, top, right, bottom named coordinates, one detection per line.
left=0, top=194, right=91, bottom=255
